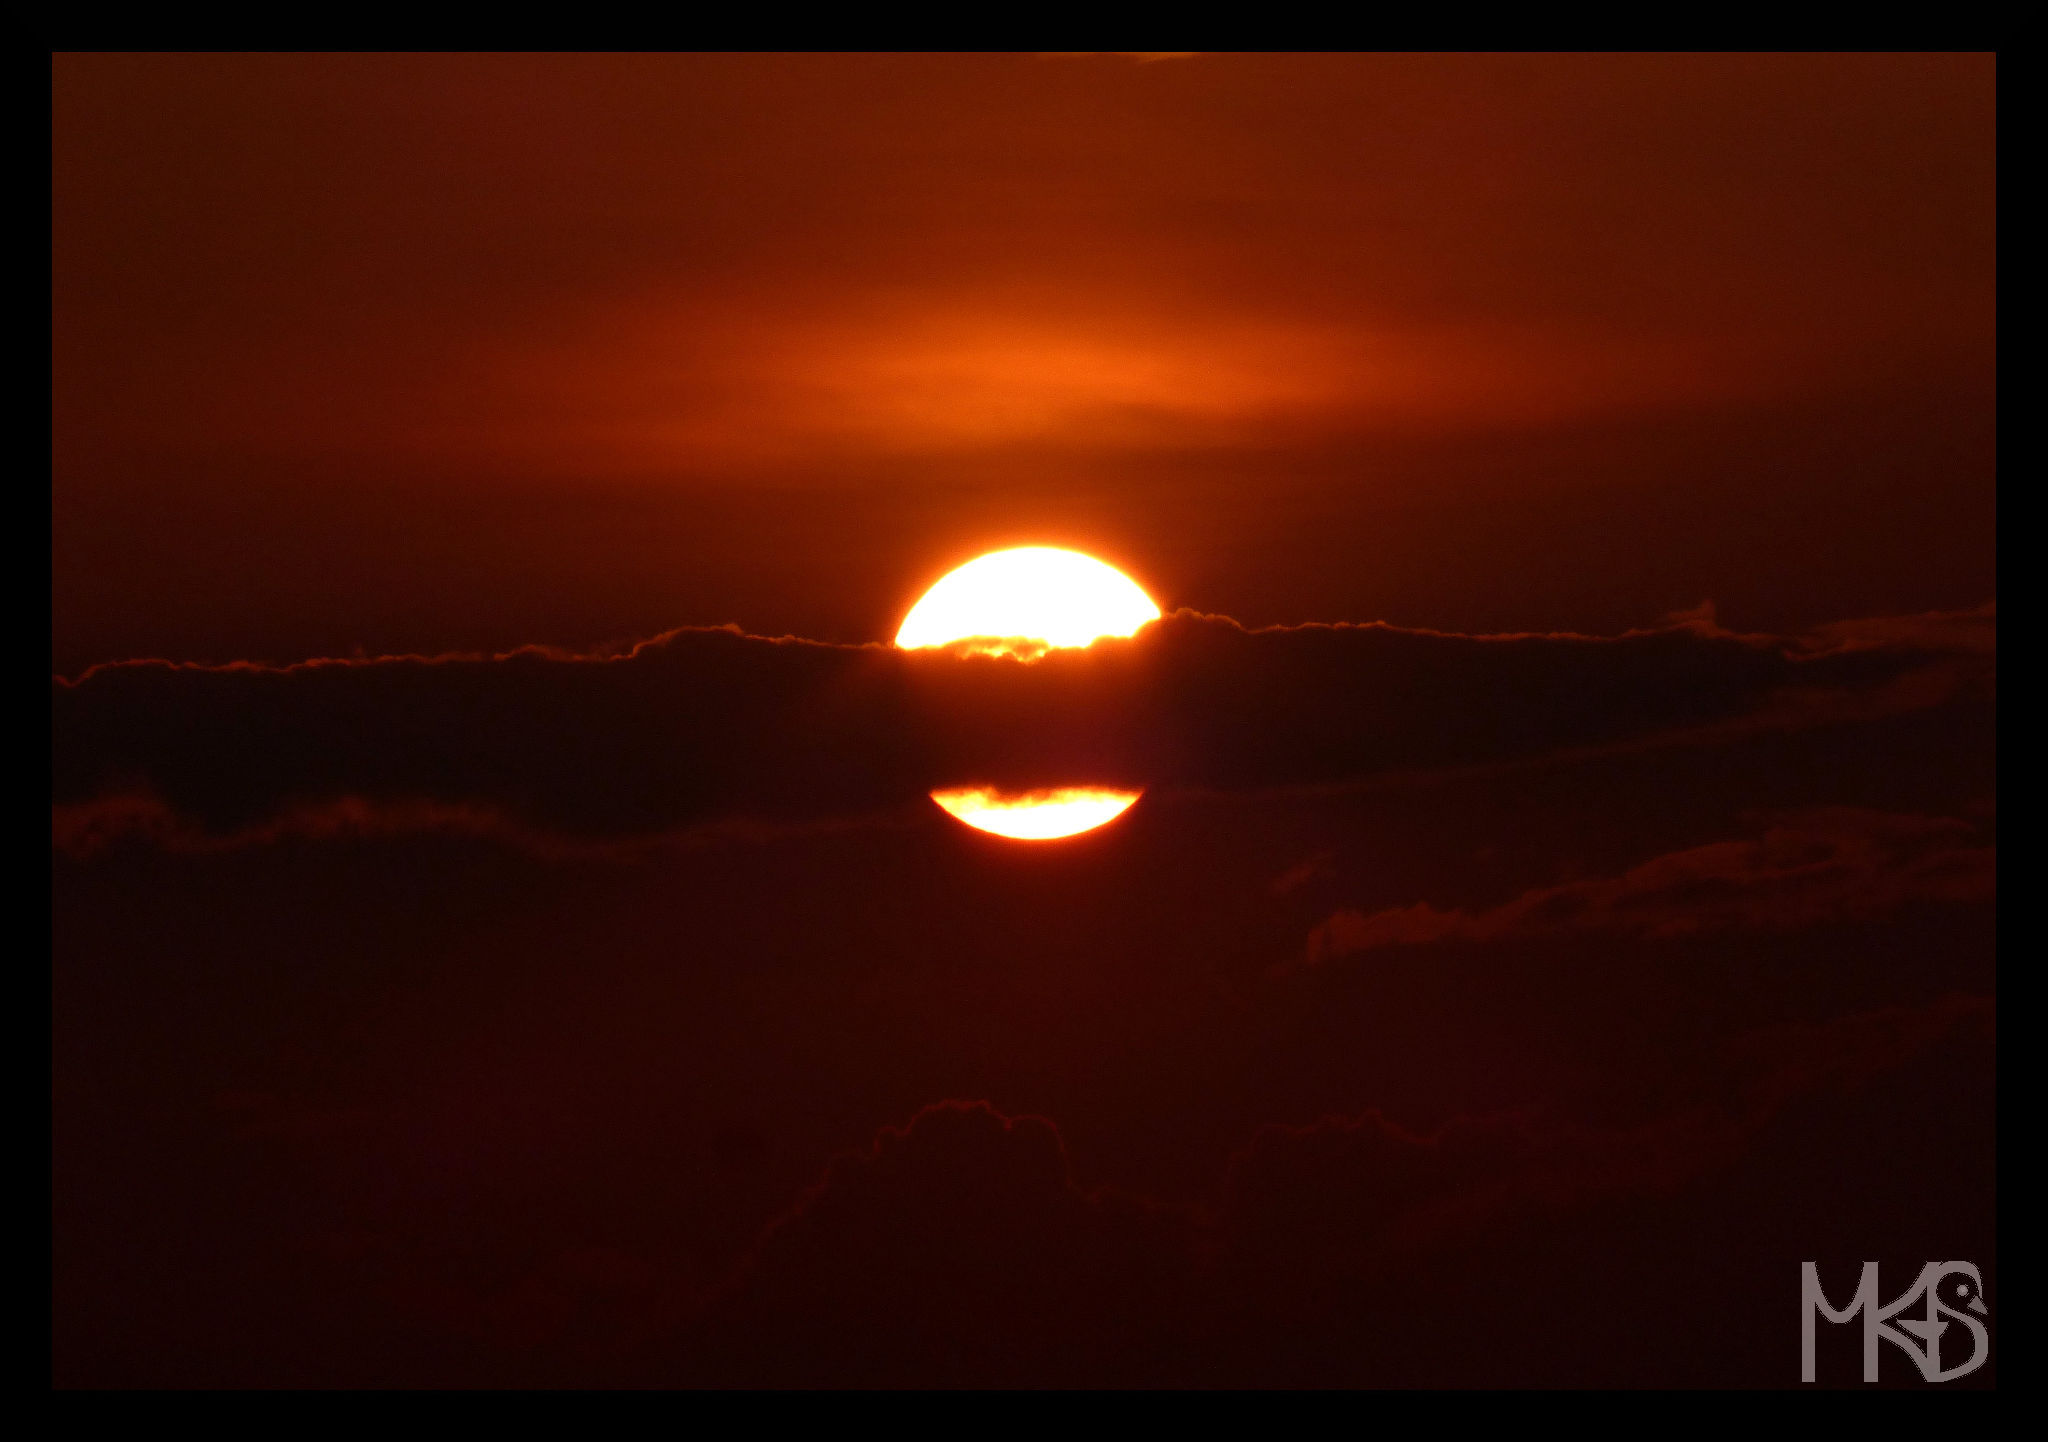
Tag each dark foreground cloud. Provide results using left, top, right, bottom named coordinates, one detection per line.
left=698, top=1101, right=1199, bottom=1387
left=678, top=992, right=1991, bottom=1387
left=1307, top=806, right=1995, bottom=964
left=52, top=606, right=1992, bottom=847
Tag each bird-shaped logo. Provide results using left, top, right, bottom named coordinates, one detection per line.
left=1874, top=1262, right=1991, bottom=1382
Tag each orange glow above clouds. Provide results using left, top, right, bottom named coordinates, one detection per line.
left=412, top=301, right=1844, bottom=477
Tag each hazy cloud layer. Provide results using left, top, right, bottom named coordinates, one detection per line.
left=53, top=607, right=1992, bottom=846
left=1307, top=806, right=1995, bottom=963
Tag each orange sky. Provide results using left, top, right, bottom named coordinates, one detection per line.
left=53, top=53, right=1995, bottom=668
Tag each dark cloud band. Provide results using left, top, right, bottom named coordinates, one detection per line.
left=52, top=607, right=1992, bottom=841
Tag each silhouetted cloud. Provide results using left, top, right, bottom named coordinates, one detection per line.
left=681, top=992, right=1990, bottom=1386
left=1218, top=993, right=1989, bottom=1266
left=1307, top=807, right=1995, bottom=963
left=52, top=607, right=1992, bottom=847
left=699, top=1101, right=1197, bottom=1387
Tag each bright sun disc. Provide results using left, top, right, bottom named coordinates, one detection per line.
left=899, top=547, right=1157, bottom=840
left=894, top=546, right=1160, bottom=655
left=930, top=786, right=1142, bottom=841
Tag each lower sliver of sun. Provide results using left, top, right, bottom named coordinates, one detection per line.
left=896, top=547, right=1157, bottom=841
left=930, top=786, right=1142, bottom=841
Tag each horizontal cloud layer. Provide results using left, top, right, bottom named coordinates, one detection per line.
left=53, top=606, right=1992, bottom=843
left=1307, top=806, right=1995, bottom=963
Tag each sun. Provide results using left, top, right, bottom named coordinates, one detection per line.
left=929, top=786, right=1142, bottom=840
left=897, top=547, right=1156, bottom=840
left=894, top=546, right=1161, bottom=656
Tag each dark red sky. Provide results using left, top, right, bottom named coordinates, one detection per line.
left=52, top=54, right=1996, bottom=1389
